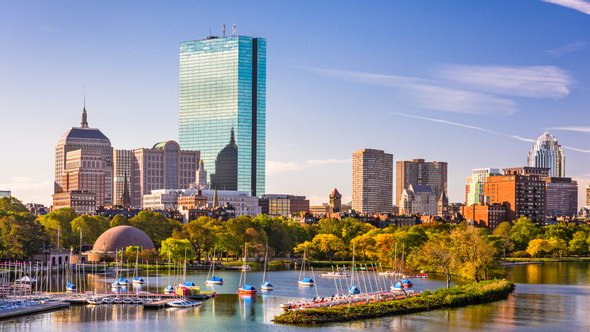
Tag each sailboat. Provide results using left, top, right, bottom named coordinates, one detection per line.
left=261, top=243, right=274, bottom=291
left=298, top=246, right=314, bottom=287
left=66, top=280, right=76, bottom=292
left=237, top=243, right=257, bottom=296
left=132, top=248, right=144, bottom=285
left=164, top=249, right=174, bottom=294
left=348, top=242, right=360, bottom=295
left=206, top=249, right=223, bottom=285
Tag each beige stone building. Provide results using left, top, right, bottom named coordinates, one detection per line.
left=352, top=148, right=393, bottom=214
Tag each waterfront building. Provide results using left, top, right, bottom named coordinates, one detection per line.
left=396, top=159, right=447, bottom=207
left=54, top=107, right=113, bottom=205
left=258, top=194, right=309, bottom=217
left=484, top=167, right=548, bottom=223
left=113, top=149, right=133, bottom=207
left=544, top=177, right=578, bottom=218
left=527, top=131, right=565, bottom=177
left=131, top=140, right=200, bottom=208
left=399, top=184, right=437, bottom=216
left=179, top=34, right=266, bottom=196
left=352, top=149, right=393, bottom=214
left=0, top=190, right=10, bottom=198
left=52, top=190, right=96, bottom=215
left=142, top=189, right=181, bottom=210
left=466, top=168, right=500, bottom=205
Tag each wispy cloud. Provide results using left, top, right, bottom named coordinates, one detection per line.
left=546, top=41, right=587, bottom=57
left=542, top=0, right=590, bottom=15
left=395, top=113, right=590, bottom=153
left=308, top=67, right=516, bottom=115
left=549, top=126, right=590, bottom=133
left=267, top=158, right=351, bottom=175
left=438, top=65, right=573, bottom=99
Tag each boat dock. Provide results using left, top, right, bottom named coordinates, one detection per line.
left=143, top=298, right=175, bottom=309
left=0, top=301, right=70, bottom=320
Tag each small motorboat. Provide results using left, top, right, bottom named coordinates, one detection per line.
left=102, top=297, right=114, bottom=304
left=132, top=277, right=145, bottom=285
left=131, top=298, right=143, bottom=305
left=238, top=284, right=257, bottom=296
left=166, top=299, right=201, bottom=308
left=298, top=277, right=314, bottom=287
left=206, top=276, right=223, bottom=285
left=66, top=281, right=76, bottom=292
left=123, top=298, right=133, bottom=304
left=113, top=297, right=123, bottom=304
left=261, top=281, right=274, bottom=291
left=86, top=297, right=103, bottom=305
left=391, top=281, right=404, bottom=292
left=164, top=285, right=174, bottom=294
left=320, top=271, right=349, bottom=278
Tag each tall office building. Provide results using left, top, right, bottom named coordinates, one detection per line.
left=352, top=149, right=393, bottom=214
left=113, top=149, right=133, bottom=207
left=466, top=168, right=500, bottom=205
left=54, top=107, right=113, bottom=206
left=587, top=185, right=590, bottom=207
left=528, top=131, right=565, bottom=177
left=131, top=141, right=200, bottom=208
left=179, top=34, right=266, bottom=196
left=484, top=167, right=548, bottom=223
left=544, top=177, right=577, bottom=218
left=396, top=159, right=447, bottom=206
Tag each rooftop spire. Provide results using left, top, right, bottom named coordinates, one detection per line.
left=230, top=127, right=235, bottom=145
left=81, top=86, right=88, bottom=128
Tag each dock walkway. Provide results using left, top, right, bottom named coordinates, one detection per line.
left=0, top=302, right=70, bottom=320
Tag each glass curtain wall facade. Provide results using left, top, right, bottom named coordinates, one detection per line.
left=179, top=36, right=266, bottom=196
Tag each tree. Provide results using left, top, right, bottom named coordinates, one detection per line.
left=350, top=234, right=376, bottom=262
left=0, top=216, right=46, bottom=259
left=110, top=215, right=131, bottom=228
left=38, top=208, right=78, bottom=249
left=493, top=221, right=514, bottom=259
left=71, top=215, right=110, bottom=248
left=413, top=232, right=456, bottom=288
left=159, top=238, right=196, bottom=263
left=0, top=197, right=29, bottom=214
left=339, top=217, right=375, bottom=245
left=130, top=211, right=182, bottom=247
left=372, top=233, right=395, bottom=264
left=182, top=217, right=215, bottom=262
left=526, top=238, right=553, bottom=258
left=311, top=234, right=346, bottom=262
left=568, top=231, right=588, bottom=257
left=510, top=217, right=540, bottom=251
left=451, top=226, right=498, bottom=281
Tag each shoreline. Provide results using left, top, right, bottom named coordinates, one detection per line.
left=273, top=279, right=515, bottom=326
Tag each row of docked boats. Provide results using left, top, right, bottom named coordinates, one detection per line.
left=87, top=296, right=146, bottom=305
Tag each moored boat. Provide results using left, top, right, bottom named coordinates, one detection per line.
left=166, top=299, right=201, bottom=308
left=66, top=281, right=76, bottom=291
left=298, top=277, right=314, bottom=287
left=261, top=281, right=274, bottom=291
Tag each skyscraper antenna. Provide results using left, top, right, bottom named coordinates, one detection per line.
left=83, top=85, right=86, bottom=109
left=222, top=23, right=226, bottom=37
left=232, top=24, right=237, bottom=36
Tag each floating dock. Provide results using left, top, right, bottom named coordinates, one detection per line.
left=0, top=301, right=70, bottom=320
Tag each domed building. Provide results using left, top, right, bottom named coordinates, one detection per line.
left=87, top=225, right=154, bottom=262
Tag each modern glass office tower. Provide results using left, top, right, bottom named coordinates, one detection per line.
left=179, top=35, right=265, bottom=196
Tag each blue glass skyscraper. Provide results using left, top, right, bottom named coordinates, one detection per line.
left=179, top=35, right=266, bottom=195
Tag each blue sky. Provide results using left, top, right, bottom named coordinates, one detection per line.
left=1, top=0, right=589, bottom=207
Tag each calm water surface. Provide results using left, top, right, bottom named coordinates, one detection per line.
left=1, top=262, right=589, bottom=331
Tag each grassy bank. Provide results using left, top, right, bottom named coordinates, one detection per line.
left=273, top=279, right=515, bottom=325
left=505, top=257, right=590, bottom=262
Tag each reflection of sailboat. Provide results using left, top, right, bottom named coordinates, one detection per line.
left=298, top=246, right=314, bottom=287
left=206, top=249, right=223, bottom=285
left=238, top=243, right=257, bottom=296
left=261, top=243, right=273, bottom=291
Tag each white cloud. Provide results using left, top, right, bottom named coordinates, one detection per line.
left=396, top=113, right=590, bottom=153
left=438, top=65, right=573, bottom=99
left=549, top=126, right=590, bottom=133
left=308, top=67, right=516, bottom=115
left=546, top=42, right=587, bottom=57
left=267, top=158, right=351, bottom=175
left=542, top=0, right=590, bottom=15
left=0, top=177, right=52, bottom=205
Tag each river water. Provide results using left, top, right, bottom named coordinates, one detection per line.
left=1, top=262, right=589, bottom=331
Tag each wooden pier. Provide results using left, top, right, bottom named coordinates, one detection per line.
left=0, top=301, right=70, bottom=320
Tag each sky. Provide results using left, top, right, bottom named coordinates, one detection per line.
left=0, top=0, right=589, bottom=207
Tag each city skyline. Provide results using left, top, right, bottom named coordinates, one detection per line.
left=1, top=1, right=589, bottom=207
